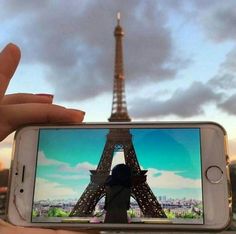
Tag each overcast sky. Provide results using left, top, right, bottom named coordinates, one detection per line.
left=0, top=0, right=236, bottom=167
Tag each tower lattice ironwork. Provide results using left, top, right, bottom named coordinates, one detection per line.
left=108, top=12, right=131, bottom=122
left=70, top=13, right=166, bottom=218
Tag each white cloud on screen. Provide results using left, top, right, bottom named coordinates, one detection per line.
left=37, top=150, right=97, bottom=180
left=146, top=168, right=201, bottom=189
left=37, top=151, right=66, bottom=166
left=38, top=151, right=96, bottom=172
left=48, top=174, right=88, bottom=180
left=58, top=161, right=96, bottom=172
left=34, top=177, right=79, bottom=201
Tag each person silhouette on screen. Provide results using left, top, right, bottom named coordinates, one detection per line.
left=104, top=163, right=132, bottom=223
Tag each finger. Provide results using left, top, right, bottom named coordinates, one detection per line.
left=0, top=104, right=85, bottom=141
left=0, top=219, right=13, bottom=227
left=2, top=93, right=54, bottom=105
left=0, top=224, right=88, bottom=234
left=0, top=219, right=95, bottom=234
left=4, top=103, right=85, bottom=126
left=0, top=226, right=55, bottom=234
left=0, top=44, right=21, bottom=100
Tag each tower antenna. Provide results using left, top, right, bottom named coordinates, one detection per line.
left=117, top=11, right=121, bottom=25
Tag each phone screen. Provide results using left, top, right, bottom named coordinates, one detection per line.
left=32, top=128, right=203, bottom=225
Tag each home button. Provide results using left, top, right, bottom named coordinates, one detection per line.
left=206, top=166, right=223, bottom=184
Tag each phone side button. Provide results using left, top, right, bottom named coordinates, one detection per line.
left=206, top=166, right=223, bottom=184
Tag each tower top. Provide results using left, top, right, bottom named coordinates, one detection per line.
left=114, top=13, right=124, bottom=37
left=109, top=13, right=131, bottom=122
left=117, top=12, right=121, bottom=25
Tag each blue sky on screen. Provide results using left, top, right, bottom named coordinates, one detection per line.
left=34, top=128, right=202, bottom=201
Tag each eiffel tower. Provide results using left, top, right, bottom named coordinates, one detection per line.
left=70, top=13, right=166, bottom=218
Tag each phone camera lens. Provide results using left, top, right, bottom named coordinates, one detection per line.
left=20, top=189, right=24, bottom=193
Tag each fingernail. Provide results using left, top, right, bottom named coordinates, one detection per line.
left=8, top=43, right=17, bottom=48
left=4, top=43, right=17, bottom=50
left=1, top=43, right=21, bottom=60
left=36, top=94, right=54, bottom=99
left=68, top=109, right=86, bottom=115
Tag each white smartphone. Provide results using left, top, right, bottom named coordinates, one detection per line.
left=7, top=122, right=232, bottom=231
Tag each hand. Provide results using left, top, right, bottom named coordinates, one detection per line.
left=0, top=44, right=85, bottom=142
left=0, top=219, right=90, bottom=234
left=0, top=44, right=87, bottom=233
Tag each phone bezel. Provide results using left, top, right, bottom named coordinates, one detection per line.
left=7, top=122, right=232, bottom=231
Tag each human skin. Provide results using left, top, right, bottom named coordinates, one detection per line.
left=0, top=43, right=95, bottom=233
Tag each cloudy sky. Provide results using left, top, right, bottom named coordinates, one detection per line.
left=1, top=0, right=236, bottom=168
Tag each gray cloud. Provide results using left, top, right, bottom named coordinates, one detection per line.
left=159, top=0, right=236, bottom=44
left=195, top=1, right=236, bottom=104
left=200, top=2, right=236, bottom=43
left=218, top=94, right=236, bottom=115
left=205, top=47, right=236, bottom=95
left=130, top=82, right=222, bottom=118
left=207, top=73, right=236, bottom=91
left=221, top=47, right=236, bottom=73
left=2, top=0, right=235, bottom=119
left=0, top=0, right=188, bottom=101
left=204, top=57, right=236, bottom=118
